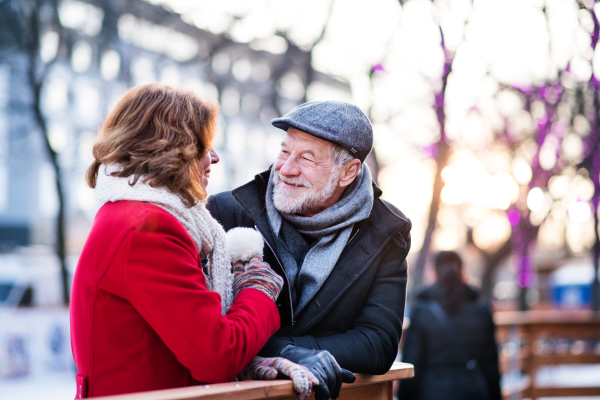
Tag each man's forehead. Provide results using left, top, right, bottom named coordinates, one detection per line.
left=283, top=128, right=332, bottom=152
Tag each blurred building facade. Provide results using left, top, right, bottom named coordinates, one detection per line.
left=0, top=0, right=349, bottom=255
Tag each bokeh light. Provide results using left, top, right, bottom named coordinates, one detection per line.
left=527, top=187, right=545, bottom=211
left=472, top=212, right=512, bottom=253
left=568, top=199, right=592, bottom=222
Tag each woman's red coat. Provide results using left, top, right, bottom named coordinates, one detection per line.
left=70, top=201, right=280, bottom=398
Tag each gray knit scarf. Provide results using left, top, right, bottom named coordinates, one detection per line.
left=266, top=164, right=374, bottom=315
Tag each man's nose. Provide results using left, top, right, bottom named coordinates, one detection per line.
left=279, top=157, right=300, bottom=177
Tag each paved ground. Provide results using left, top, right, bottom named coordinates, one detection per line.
left=0, top=370, right=75, bottom=400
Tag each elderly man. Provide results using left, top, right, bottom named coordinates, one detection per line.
left=207, top=101, right=411, bottom=400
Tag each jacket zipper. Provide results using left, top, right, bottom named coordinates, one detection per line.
left=254, top=225, right=295, bottom=327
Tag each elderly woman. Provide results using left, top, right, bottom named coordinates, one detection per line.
left=70, top=84, right=314, bottom=399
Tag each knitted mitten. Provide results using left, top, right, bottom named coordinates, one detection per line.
left=237, top=356, right=319, bottom=400
left=233, top=256, right=283, bottom=302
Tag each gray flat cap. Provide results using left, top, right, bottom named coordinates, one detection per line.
left=271, top=100, right=373, bottom=163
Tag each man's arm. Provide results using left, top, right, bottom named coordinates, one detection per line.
left=261, top=238, right=409, bottom=375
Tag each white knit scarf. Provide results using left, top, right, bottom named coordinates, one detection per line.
left=95, top=164, right=234, bottom=313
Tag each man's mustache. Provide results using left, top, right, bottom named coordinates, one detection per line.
left=274, top=171, right=313, bottom=188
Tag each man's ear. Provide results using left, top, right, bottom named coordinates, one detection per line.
left=339, top=160, right=361, bottom=188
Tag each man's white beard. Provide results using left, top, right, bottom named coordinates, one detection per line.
left=273, top=169, right=340, bottom=215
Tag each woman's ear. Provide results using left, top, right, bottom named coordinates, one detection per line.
left=338, top=160, right=361, bottom=188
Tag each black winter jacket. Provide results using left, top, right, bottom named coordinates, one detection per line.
left=398, top=284, right=501, bottom=400
left=207, top=169, right=412, bottom=374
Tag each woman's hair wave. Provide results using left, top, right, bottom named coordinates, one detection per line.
left=86, top=83, right=219, bottom=207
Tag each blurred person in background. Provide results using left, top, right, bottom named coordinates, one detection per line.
left=398, top=251, right=501, bottom=400
left=70, top=83, right=318, bottom=399
left=208, top=101, right=412, bottom=400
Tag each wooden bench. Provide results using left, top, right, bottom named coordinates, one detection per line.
left=495, top=310, right=600, bottom=399
left=89, top=362, right=414, bottom=400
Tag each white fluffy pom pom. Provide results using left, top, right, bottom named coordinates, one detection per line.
left=226, top=227, right=264, bottom=263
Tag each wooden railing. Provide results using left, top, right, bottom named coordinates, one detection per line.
left=495, top=310, right=600, bottom=400
left=90, top=362, right=414, bottom=400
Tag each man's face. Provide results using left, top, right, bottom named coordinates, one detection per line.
left=273, top=128, right=340, bottom=216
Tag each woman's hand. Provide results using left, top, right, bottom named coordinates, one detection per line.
left=233, top=256, right=283, bottom=302
left=237, top=356, right=319, bottom=400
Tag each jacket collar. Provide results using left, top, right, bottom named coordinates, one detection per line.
left=231, top=169, right=275, bottom=246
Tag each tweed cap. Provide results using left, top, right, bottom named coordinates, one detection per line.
left=271, top=101, right=373, bottom=163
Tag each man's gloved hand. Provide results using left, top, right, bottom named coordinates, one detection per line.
left=237, top=356, right=319, bottom=400
left=279, top=344, right=356, bottom=400
left=232, top=255, right=283, bottom=302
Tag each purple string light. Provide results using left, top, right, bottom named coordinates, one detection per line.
left=373, top=63, right=385, bottom=75
left=507, top=210, right=520, bottom=226
left=519, top=256, right=533, bottom=272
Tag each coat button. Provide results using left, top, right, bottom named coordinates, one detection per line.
left=466, top=359, right=477, bottom=370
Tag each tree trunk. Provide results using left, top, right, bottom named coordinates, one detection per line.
left=412, top=140, right=449, bottom=287
left=31, top=82, right=69, bottom=305
left=592, top=202, right=599, bottom=312
left=412, top=19, right=453, bottom=289
left=26, top=1, right=70, bottom=305
left=589, top=84, right=599, bottom=312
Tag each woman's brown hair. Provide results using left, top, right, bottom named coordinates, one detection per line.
left=87, top=83, right=219, bottom=207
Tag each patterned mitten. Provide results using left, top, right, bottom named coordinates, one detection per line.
left=238, top=356, right=319, bottom=400
left=233, top=256, right=283, bottom=302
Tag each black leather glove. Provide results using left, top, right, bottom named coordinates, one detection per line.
left=280, top=344, right=356, bottom=400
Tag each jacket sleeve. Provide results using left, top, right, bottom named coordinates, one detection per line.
left=122, top=211, right=280, bottom=383
left=261, top=234, right=410, bottom=375
left=396, top=303, right=426, bottom=400
left=206, top=191, right=239, bottom=231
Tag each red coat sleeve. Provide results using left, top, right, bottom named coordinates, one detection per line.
left=122, top=210, right=280, bottom=383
